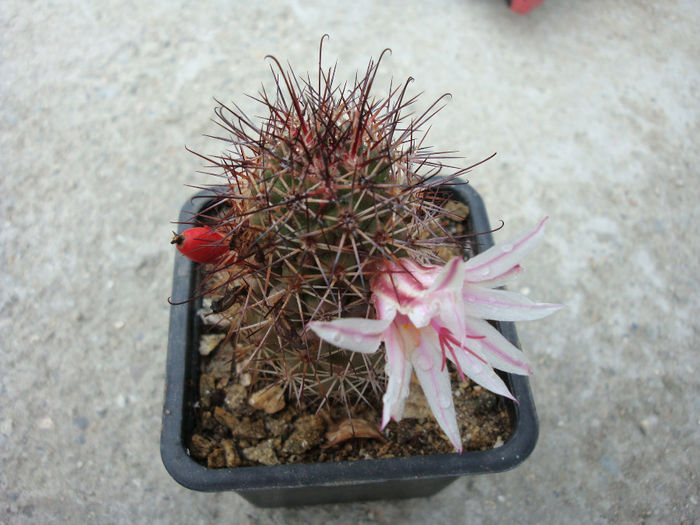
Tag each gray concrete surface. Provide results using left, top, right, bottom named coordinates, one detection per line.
left=1, top=1, right=698, bottom=523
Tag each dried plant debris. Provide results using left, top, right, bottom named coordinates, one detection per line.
left=323, top=418, right=384, bottom=449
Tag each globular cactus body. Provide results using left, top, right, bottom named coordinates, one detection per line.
left=177, top=38, right=476, bottom=411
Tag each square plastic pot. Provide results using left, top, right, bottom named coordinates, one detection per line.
left=161, top=183, right=539, bottom=507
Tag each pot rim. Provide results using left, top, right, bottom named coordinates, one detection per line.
left=161, top=182, right=539, bottom=492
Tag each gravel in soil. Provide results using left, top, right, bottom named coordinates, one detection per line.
left=189, top=356, right=513, bottom=467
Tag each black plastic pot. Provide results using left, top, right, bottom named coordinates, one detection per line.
left=161, top=183, right=539, bottom=507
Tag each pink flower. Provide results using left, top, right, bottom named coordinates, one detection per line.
left=308, top=218, right=562, bottom=452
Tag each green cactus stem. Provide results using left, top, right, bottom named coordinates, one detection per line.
left=179, top=36, right=485, bottom=411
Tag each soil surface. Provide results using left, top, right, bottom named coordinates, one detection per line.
left=190, top=349, right=513, bottom=467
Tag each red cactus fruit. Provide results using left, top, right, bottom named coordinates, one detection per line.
left=171, top=227, right=227, bottom=264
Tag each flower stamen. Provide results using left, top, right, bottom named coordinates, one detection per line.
left=431, top=321, right=488, bottom=382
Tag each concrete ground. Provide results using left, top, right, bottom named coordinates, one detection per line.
left=1, top=1, right=698, bottom=523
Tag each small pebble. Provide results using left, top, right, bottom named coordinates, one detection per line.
left=242, top=439, right=280, bottom=466
left=213, top=407, right=238, bottom=433
left=207, top=448, right=226, bottom=468
left=283, top=415, right=325, bottom=455
left=224, top=384, right=247, bottom=411
left=190, top=434, right=214, bottom=458
left=638, top=416, right=657, bottom=435
left=116, top=394, right=126, bottom=408
left=199, top=333, right=226, bottom=356
left=38, top=417, right=55, bottom=430
left=221, top=439, right=240, bottom=467
left=265, top=417, right=290, bottom=438
left=0, top=418, right=13, bottom=434
left=248, top=385, right=286, bottom=414
left=238, top=372, right=252, bottom=387
left=199, top=374, right=217, bottom=409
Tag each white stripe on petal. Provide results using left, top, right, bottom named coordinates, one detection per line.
left=463, top=317, right=532, bottom=375
left=464, top=217, right=548, bottom=282
left=427, top=257, right=465, bottom=294
left=397, top=258, right=441, bottom=287
left=447, top=343, right=517, bottom=402
left=411, top=329, right=462, bottom=453
left=381, top=325, right=413, bottom=429
left=373, top=294, right=399, bottom=322
left=469, top=264, right=524, bottom=288
left=406, top=300, right=437, bottom=328
left=307, top=318, right=392, bottom=354
left=462, top=285, right=564, bottom=321
left=373, top=260, right=428, bottom=305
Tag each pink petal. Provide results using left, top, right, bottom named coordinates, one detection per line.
left=464, top=217, right=548, bottom=283
left=410, top=328, right=463, bottom=452
left=426, top=257, right=465, bottom=294
left=375, top=258, right=465, bottom=329
left=397, top=258, right=442, bottom=287
left=373, top=263, right=438, bottom=327
left=462, top=285, right=564, bottom=321
left=447, top=342, right=517, bottom=402
left=410, top=258, right=466, bottom=329
left=307, top=318, right=392, bottom=354
left=380, top=324, right=413, bottom=429
left=372, top=260, right=428, bottom=307
left=431, top=293, right=467, bottom=356
left=463, top=317, right=533, bottom=375
left=405, top=300, right=437, bottom=329
left=472, top=264, right=524, bottom=288
left=373, top=294, right=398, bottom=321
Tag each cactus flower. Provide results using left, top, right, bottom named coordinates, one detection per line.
left=308, top=218, right=562, bottom=452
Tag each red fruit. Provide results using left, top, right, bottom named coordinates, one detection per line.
left=509, top=0, right=545, bottom=14
left=171, top=227, right=228, bottom=264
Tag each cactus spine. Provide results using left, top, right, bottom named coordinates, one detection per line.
left=182, top=38, right=474, bottom=411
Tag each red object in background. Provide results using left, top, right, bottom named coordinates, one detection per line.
left=171, top=227, right=228, bottom=264
left=509, top=0, right=546, bottom=14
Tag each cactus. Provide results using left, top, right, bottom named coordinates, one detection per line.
left=176, top=37, right=478, bottom=412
